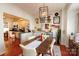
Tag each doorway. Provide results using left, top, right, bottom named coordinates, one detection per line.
left=3, top=13, right=29, bottom=56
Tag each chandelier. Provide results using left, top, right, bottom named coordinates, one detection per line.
left=39, top=4, right=48, bottom=18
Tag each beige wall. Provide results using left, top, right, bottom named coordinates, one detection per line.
left=16, top=20, right=29, bottom=29
left=76, top=13, right=79, bottom=32
left=75, top=10, right=79, bottom=33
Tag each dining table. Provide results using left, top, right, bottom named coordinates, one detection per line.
left=24, top=40, right=41, bottom=49
left=21, top=35, right=53, bottom=56
left=36, top=37, right=53, bottom=56
left=22, top=35, right=40, bottom=45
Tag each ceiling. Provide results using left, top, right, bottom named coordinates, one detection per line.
left=68, top=3, right=79, bottom=11
left=3, top=13, right=29, bottom=22
left=14, top=3, right=67, bottom=18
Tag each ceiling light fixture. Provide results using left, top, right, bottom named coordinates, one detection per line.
left=39, top=3, right=48, bottom=18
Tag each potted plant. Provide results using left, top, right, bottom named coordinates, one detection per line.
left=56, top=26, right=61, bottom=45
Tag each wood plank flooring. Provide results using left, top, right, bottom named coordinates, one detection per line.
left=0, top=37, right=78, bottom=56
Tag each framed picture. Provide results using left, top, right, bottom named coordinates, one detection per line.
left=45, top=24, right=49, bottom=29
left=35, top=18, right=39, bottom=24
left=47, top=16, right=51, bottom=23
left=39, top=6, right=48, bottom=23
left=40, top=17, right=46, bottom=23
left=53, top=16, right=60, bottom=24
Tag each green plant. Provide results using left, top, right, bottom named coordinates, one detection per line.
left=56, top=28, right=61, bottom=45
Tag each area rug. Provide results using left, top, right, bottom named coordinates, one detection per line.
left=53, top=45, right=61, bottom=56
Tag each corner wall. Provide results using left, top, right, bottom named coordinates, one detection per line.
left=66, top=4, right=79, bottom=47
left=60, top=4, right=70, bottom=47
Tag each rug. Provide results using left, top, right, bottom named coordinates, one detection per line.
left=53, top=45, right=61, bottom=56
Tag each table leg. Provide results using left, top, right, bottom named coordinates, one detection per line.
left=37, top=53, right=41, bottom=56
left=76, top=48, right=78, bottom=56
left=42, top=54, right=44, bottom=56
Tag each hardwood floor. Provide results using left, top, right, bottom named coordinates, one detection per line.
left=3, top=37, right=22, bottom=56
left=0, top=37, right=78, bottom=56
left=60, top=45, right=70, bottom=56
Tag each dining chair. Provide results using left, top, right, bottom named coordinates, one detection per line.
left=4, top=31, right=8, bottom=41
left=8, top=31, right=16, bottom=41
left=19, top=44, right=37, bottom=56
left=45, top=38, right=56, bottom=56
left=50, top=38, right=56, bottom=55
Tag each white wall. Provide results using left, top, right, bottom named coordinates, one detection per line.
left=40, top=10, right=62, bottom=31
left=0, top=3, right=35, bottom=54
left=61, top=4, right=78, bottom=47
left=67, top=4, right=79, bottom=35
left=67, top=10, right=77, bottom=35
left=61, top=8, right=67, bottom=47
left=60, top=4, right=79, bottom=47
left=66, top=4, right=79, bottom=47
left=60, top=4, right=71, bottom=47
left=2, top=3, right=35, bottom=30
left=0, top=12, right=5, bottom=54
